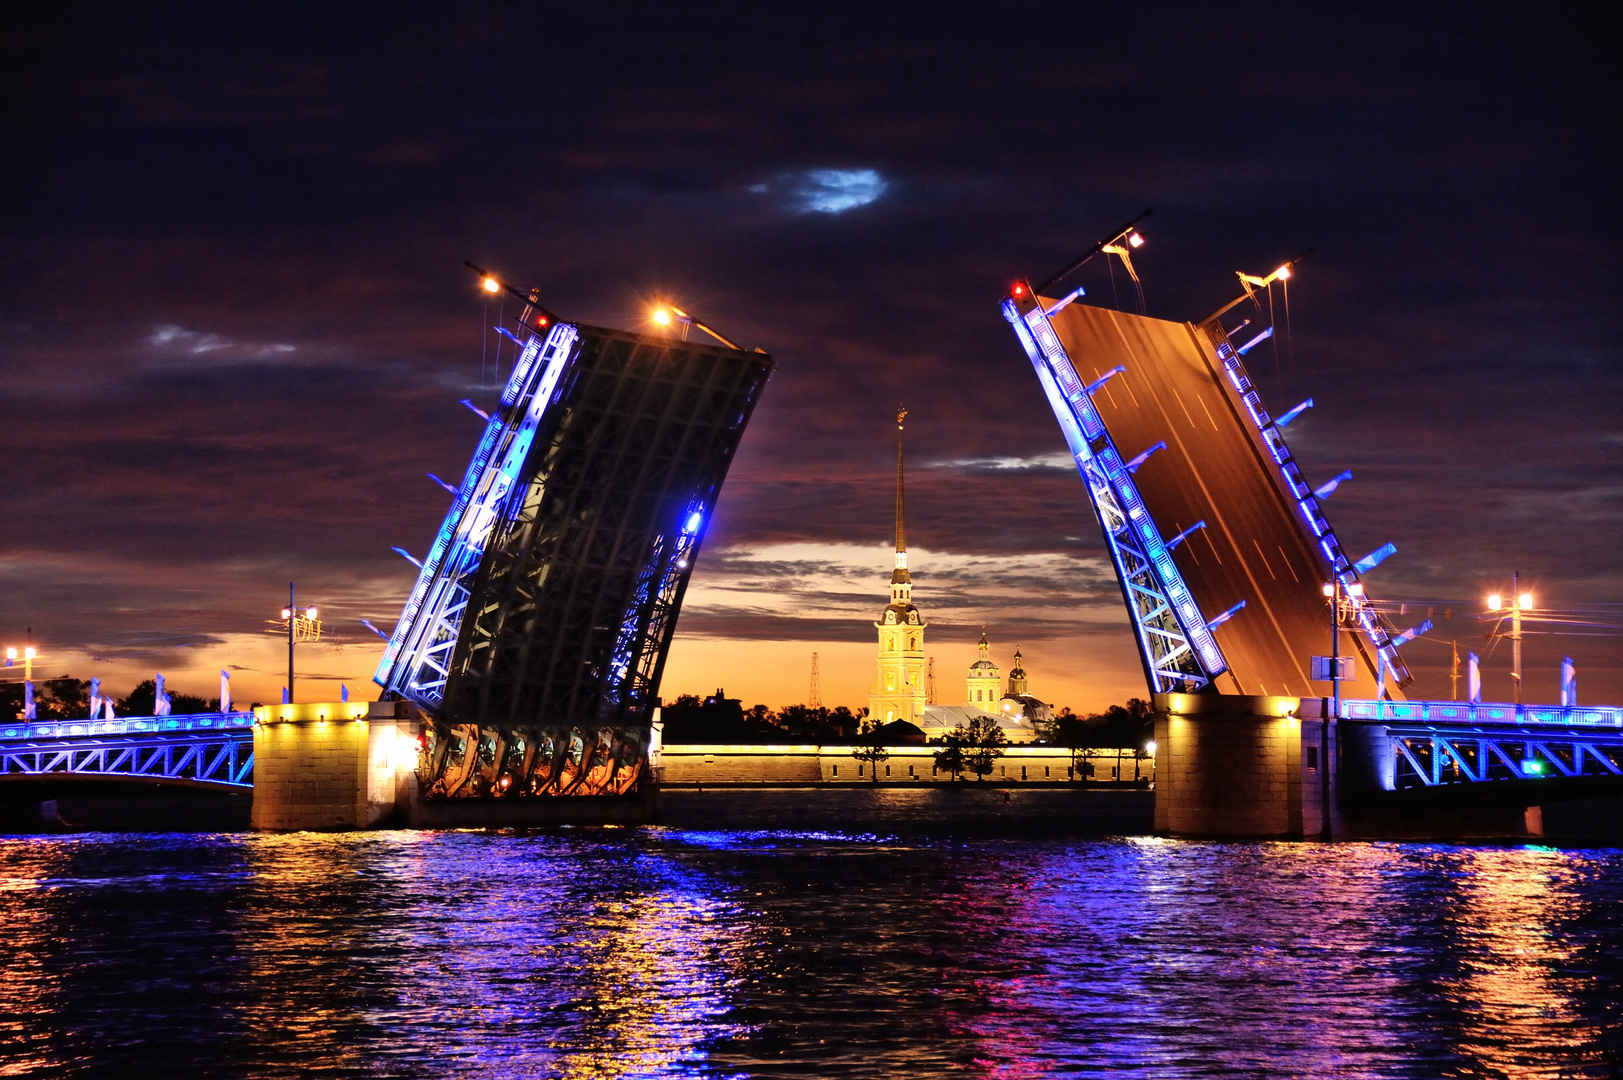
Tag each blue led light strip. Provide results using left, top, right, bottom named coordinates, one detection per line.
left=1197, top=322, right=1410, bottom=686
left=375, top=324, right=581, bottom=703
left=1004, top=298, right=1226, bottom=693
left=1340, top=699, right=1623, bottom=728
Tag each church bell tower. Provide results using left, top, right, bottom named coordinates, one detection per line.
left=868, top=407, right=927, bottom=726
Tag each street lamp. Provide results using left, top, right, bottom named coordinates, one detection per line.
left=1486, top=572, right=1532, bottom=703
left=4, top=645, right=36, bottom=681
left=5, top=640, right=39, bottom=720
left=279, top=583, right=320, bottom=704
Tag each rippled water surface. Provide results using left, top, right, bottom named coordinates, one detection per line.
left=1, top=826, right=1619, bottom=1078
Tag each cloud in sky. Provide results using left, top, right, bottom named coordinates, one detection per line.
left=794, top=169, right=887, bottom=213
left=0, top=4, right=1617, bottom=710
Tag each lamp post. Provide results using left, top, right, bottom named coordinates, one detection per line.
left=280, top=583, right=318, bottom=704
left=1485, top=572, right=1532, bottom=704
left=5, top=639, right=38, bottom=720
left=4, top=644, right=36, bottom=682
left=1316, top=579, right=1363, bottom=841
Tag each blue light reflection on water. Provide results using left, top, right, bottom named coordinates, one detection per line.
left=0, top=830, right=1619, bottom=1077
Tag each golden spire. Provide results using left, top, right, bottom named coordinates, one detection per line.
left=892, top=406, right=909, bottom=583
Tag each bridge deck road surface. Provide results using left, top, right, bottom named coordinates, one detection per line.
left=1042, top=301, right=1390, bottom=699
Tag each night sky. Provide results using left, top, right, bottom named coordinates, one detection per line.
left=3, top=4, right=1617, bottom=712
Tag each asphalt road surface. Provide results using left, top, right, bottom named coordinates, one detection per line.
left=1044, top=301, right=1385, bottom=699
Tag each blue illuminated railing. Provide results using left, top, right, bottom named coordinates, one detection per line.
left=1197, top=321, right=1409, bottom=684
left=1340, top=699, right=1623, bottom=729
left=0, top=712, right=254, bottom=742
left=0, top=712, right=255, bottom=788
left=1004, top=297, right=1226, bottom=692
left=376, top=322, right=581, bottom=704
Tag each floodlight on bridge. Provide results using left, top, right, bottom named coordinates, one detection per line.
left=1353, top=543, right=1397, bottom=575
left=1124, top=441, right=1166, bottom=474
left=1313, top=470, right=1352, bottom=499
left=1166, top=520, right=1206, bottom=551
left=1275, top=399, right=1315, bottom=430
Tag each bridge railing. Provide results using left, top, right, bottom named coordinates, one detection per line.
left=1338, top=699, right=1623, bottom=729
left=0, top=713, right=256, bottom=789
left=0, top=712, right=255, bottom=742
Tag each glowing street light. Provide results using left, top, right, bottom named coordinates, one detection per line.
left=481, top=276, right=501, bottom=294
left=647, top=302, right=742, bottom=350
left=1127, top=231, right=1145, bottom=248
left=1485, top=572, right=1532, bottom=703
left=279, top=584, right=321, bottom=704
left=4, top=645, right=37, bottom=681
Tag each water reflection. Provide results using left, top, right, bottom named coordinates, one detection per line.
left=1444, top=847, right=1607, bottom=1077
left=0, top=831, right=1617, bottom=1077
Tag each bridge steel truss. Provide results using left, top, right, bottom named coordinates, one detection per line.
left=0, top=714, right=255, bottom=789
left=1384, top=722, right=1623, bottom=790
left=1342, top=698, right=1623, bottom=790
left=376, top=318, right=774, bottom=743
left=1004, top=296, right=1226, bottom=693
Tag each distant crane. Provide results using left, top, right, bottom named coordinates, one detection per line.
left=926, top=656, right=936, bottom=705
left=808, top=652, right=821, bottom=709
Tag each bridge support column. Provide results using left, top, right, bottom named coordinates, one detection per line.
left=251, top=701, right=419, bottom=831
left=1153, top=693, right=1327, bottom=839
left=1155, top=694, right=1559, bottom=840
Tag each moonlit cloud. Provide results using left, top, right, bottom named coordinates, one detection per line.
left=794, top=169, right=886, bottom=213
left=148, top=325, right=296, bottom=360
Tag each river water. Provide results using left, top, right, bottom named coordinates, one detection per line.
left=2, top=806, right=1620, bottom=1077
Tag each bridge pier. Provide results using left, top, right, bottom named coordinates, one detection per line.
left=251, top=701, right=420, bottom=830
left=1153, top=693, right=1546, bottom=841
left=251, top=702, right=660, bottom=830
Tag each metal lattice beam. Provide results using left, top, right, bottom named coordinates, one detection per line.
left=376, top=316, right=772, bottom=747
left=1003, top=296, right=1225, bottom=693
left=0, top=730, right=254, bottom=788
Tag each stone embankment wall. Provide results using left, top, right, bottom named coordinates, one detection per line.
left=657, top=744, right=1153, bottom=786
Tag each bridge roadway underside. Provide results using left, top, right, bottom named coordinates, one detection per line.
left=0, top=778, right=251, bottom=833
left=1045, top=302, right=1376, bottom=699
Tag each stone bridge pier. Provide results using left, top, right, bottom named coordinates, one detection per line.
left=1151, top=693, right=1544, bottom=841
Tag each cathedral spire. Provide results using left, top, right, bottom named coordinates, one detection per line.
left=892, top=406, right=909, bottom=584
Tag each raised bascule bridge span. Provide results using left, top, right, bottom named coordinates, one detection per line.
left=5, top=241, right=1616, bottom=839
left=1003, top=216, right=1623, bottom=838
left=2, top=275, right=774, bottom=830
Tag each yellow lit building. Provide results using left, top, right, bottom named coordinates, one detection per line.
left=966, top=631, right=1001, bottom=711
left=868, top=408, right=928, bottom=725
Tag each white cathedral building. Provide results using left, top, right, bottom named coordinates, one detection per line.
left=866, top=408, right=1053, bottom=745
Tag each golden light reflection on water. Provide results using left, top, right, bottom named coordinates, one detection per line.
left=1442, top=846, right=1605, bottom=1078
left=0, top=828, right=1618, bottom=1077
left=230, top=831, right=754, bottom=1077
left=0, top=839, right=71, bottom=1077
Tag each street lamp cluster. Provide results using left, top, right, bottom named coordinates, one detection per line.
left=5, top=643, right=39, bottom=720
left=1484, top=571, right=1533, bottom=704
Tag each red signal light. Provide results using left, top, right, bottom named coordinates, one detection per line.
left=1012, top=283, right=1025, bottom=297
